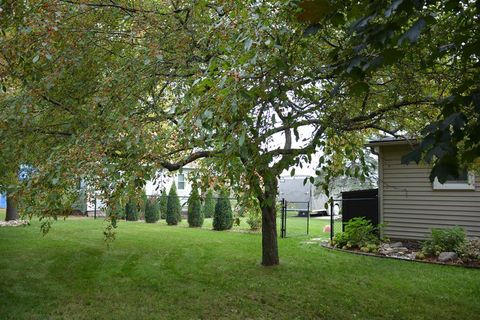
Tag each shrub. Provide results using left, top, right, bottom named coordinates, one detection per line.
left=166, top=184, right=181, bottom=225
left=187, top=187, right=203, bottom=227
left=107, top=201, right=125, bottom=219
left=139, top=191, right=148, bottom=220
left=144, top=197, right=160, bottom=223
left=422, top=226, right=467, bottom=257
left=240, top=196, right=261, bottom=231
left=202, top=189, right=215, bottom=218
left=125, top=199, right=138, bottom=221
left=332, top=217, right=380, bottom=249
left=159, top=192, right=168, bottom=219
left=461, top=238, right=480, bottom=261
left=213, top=190, right=233, bottom=230
left=246, top=210, right=262, bottom=231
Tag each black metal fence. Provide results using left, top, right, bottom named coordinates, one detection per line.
left=329, top=189, right=379, bottom=240
left=279, top=198, right=311, bottom=238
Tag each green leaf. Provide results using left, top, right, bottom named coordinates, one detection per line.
left=290, top=168, right=295, bottom=177
left=351, top=82, right=369, bottom=96
left=384, top=0, right=403, bottom=18
left=303, top=24, right=320, bottom=37
left=202, top=110, right=213, bottom=119
left=244, top=39, right=253, bottom=51
left=297, top=0, right=334, bottom=23
left=398, top=18, right=426, bottom=45
left=239, top=132, right=245, bottom=146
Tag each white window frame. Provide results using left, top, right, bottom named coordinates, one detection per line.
left=177, top=173, right=185, bottom=190
left=433, top=172, right=476, bottom=191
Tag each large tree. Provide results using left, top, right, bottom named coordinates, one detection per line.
left=297, top=0, right=479, bottom=181
left=1, top=0, right=450, bottom=265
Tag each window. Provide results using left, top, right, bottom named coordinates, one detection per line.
left=433, top=169, right=475, bottom=190
left=177, top=173, right=185, bottom=190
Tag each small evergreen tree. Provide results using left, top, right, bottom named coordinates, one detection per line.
left=139, top=190, right=148, bottom=220
left=166, top=184, right=181, bottom=225
left=187, top=187, right=203, bottom=227
left=144, top=197, right=160, bottom=223
left=159, top=191, right=168, bottom=219
left=213, top=190, right=233, bottom=231
left=125, top=199, right=138, bottom=221
left=202, top=189, right=215, bottom=218
left=107, top=201, right=125, bottom=219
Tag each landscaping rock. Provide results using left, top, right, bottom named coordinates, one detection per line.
left=390, top=242, right=403, bottom=248
left=0, top=220, right=29, bottom=227
left=438, top=252, right=458, bottom=262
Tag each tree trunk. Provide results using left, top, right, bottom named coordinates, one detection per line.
left=6, top=193, right=19, bottom=221
left=260, top=201, right=279, bottom=266
left=259, top=176, right=279, bottom=266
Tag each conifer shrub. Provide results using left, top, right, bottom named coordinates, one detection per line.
left=107, top=201, right=125, bottom=220
left=159, top=191, right=168, bottom=219
left=125, top=199, right=138, bottom=221
left=187, top=187, right=203, bottom=227
left=139, top=190, right=148, bottom=220
left=166, top=184, right=181, bottom=225
left=144, top=196, right=160, bottom=223
left=213, top=190, right=233, bottom=230
left=202, top=189, right=215, bottom=218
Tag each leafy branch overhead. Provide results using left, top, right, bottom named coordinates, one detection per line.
left=0, top=0, right=477, bottom=265
left=298, top=0, right=480, bottom=182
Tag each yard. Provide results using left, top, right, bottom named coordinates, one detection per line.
left=0, top=210, right=479, bottom=319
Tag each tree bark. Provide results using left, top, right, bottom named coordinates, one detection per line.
left=6, top=193, right=19, bottom=221
left=260, top=201, right=279, bottom=266
left=259, top=176, right=279, bottom=266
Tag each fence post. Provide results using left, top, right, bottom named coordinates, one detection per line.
left=330, top=201, right=334, bottom=240
left=94, top=195, right=97, bottom=220
left=280, top=198, right=285, bottom=238
left=307, top=201, right=310, bottom=235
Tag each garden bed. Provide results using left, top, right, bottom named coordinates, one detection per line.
left=321, top=242, right=480, bottom=269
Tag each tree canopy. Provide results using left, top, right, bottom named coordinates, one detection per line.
left=1, top=0, right=477, bottom=265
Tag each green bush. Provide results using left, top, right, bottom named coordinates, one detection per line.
left=166, top=184, right=181, bottom=225
left=461, top=238, right=480, bottom=261
left=332, top=217, right=380, bottom=249
left=125, top=199, right=138, bottom=221
left=240, top=196, right=261, bottom=231
left=422, top=226, right=466, bottom=257
left=159, top=192, right=168, bottom=219
left=187, top=187, right=203, bottom=227
left=139, top=191, right=148, bottom=220
left=144, top=197, right=160, bottom=223
left=107, top=201, right=125, bottom=219
left=202, top=189, right=215, bottom=218
left=213, top=190, right=233, bottom=231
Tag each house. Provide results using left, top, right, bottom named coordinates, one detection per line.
left=86, top=166, right=195, bottom=215
left=145, top=166, right=195, bottom=207
left=278, top=175, right=329, bottom=215
left=369, top=137, right=480, bottom=239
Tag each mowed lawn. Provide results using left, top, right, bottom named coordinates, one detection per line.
left=0, top=210, right=479, bottom=319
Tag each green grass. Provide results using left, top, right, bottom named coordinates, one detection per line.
left=0, top=209, right=479, bottom=319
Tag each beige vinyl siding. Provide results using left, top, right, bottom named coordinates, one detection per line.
left=379, top=145, right=480, bottom=239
